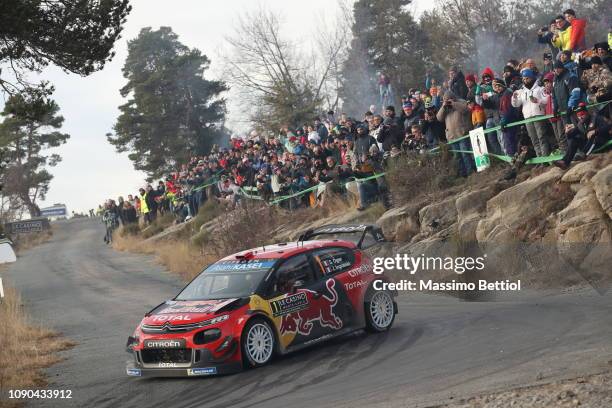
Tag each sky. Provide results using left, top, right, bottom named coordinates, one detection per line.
left=25, top=0, right=431, bottom=215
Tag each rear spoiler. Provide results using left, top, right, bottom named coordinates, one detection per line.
left=298, top=224, right=386, bottom=249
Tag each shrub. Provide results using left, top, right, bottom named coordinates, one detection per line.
left=192, top=201, right=224, bottom=232
left=118, top=223, right=140, bottom=237
left=386, top=147, right=461, bottom=204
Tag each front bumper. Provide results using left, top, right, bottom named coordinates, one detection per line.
left=126, top=338, right=242, bottom=377
left=126, top=360, right=242, bottom=377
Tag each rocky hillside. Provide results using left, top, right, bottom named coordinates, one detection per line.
left=135, top=153, right=611, bottom=289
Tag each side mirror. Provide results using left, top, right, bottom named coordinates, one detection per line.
left=291, top=280, right=305, bottom=293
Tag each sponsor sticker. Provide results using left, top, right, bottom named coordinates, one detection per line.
left=207, top=260, right=276, bottom=272
left=187, top=367, right=217, bottom=376
left=270, top=292, right=309, bottom=317
left=143, top=338, right=186, bottom=349
left=150, top=314, right=192, bottom=322
left=126, top=368, right=142, bottom=376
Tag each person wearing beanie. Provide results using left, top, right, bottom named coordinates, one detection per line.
left=400, top=100, right=421, bottom=132
left=502, top=65, right=521, bottom=90
left=559, top=50, right=580, bottom=77
left=552, top=59, right=582, bottom=128
left=554, top=102, right=611, bottom=170
left=477, top=68, right=504, bottom=155
left=511, top=69, right=551, bottom=157
left=493, top=78, right=520, bottom=156
left=580, top=55, right=612, bottom=104
left=593, top=42, right=612, bottom=71
left=465, top=74, right=477, bottom=101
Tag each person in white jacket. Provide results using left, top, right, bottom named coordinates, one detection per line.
left=512, top=69, right=551, bottom=157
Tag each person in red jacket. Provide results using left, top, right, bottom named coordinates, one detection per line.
left=564, top=9, right=587, bottom=52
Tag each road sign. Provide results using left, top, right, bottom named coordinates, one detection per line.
left=39, top=204, right=67, bottom=217
left=469, top=127, right=491, bottom=172
left=5, top=219, right=50, bottom=234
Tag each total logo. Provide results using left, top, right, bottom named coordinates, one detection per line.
left=158, top=362, right=178, bottom=368
left=344, top=279, right=367, bottom=291
left=150, top=314, right=192, bottom=322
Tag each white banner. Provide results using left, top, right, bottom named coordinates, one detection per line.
left=469, top=128, right=491, bottom=172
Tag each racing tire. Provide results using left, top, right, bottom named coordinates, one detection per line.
left=365, top=290, right=395, bottom=333
left=241, top=318, right=276, bottom=368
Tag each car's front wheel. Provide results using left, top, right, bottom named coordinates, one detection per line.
left=365, top=290, right=395, bottom=332
left=241, top=318, right=275, bottom=368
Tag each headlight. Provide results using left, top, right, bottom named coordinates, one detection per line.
left=197, top=314, right=230, bottom=328
left=126, top=336, right=139, bottom=352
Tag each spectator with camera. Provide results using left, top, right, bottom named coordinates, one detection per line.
left=421, top=105, right=445, bottom=148
left=377, top=106, right=403, bottom=152
left=448, top=66, right=469, bottom=100
left=436, top=91, right=475, bottom=177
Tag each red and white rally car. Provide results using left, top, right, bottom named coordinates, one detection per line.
left=126, top=224, right=397, bottom=377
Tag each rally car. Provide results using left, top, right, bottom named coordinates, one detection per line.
left=126, top=224, right=397, bottom=377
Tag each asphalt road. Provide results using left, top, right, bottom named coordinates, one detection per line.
left=4, top=218, right=612, bottom=408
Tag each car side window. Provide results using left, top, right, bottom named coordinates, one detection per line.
left=270, top=254, right=314, bottom=296
left=311, top=247, right=355, bottom=276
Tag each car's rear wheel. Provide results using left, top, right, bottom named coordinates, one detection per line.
left=241, top=318, right=275, bottom=368
left=365, top=290, right=395, bottom=332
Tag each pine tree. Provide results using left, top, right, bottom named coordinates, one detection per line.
left=0, top=84, right=70, bottom=217
left=108, top=27, right=228, bottom=177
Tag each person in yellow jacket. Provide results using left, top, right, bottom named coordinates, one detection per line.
left=138, top=187, right=150, bottom=225
left=551, top=16, right=572, bottom=52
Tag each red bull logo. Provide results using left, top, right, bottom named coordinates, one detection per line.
left=279, top=279, right=343, bottom=336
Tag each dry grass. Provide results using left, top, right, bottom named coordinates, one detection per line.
left=11, top=230, right=53, bottom=255
left=112, top=225, right=214, bottom=281
left=154, top=241, right=213, bottom=281
left=0, top=284, right=75, bottom=408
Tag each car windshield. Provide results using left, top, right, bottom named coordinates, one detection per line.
left=175, top=259, right=277, bottom=301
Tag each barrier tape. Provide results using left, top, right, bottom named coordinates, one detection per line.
left=431, top=100, right=611, bottom=150
left=239, top=172, right=389, bottom=205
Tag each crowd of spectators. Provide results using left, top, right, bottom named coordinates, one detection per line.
left=100, top=9, right=611, bottom=235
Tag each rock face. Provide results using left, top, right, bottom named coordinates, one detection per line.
left=418, top=196, right=457, bottom=235
left=561, top=160, right=598, bottom=183
left=556, top=185, right=611, bottom=274
left=455, top=186, right=498, bottom=242
left=591, top=164, right=612, bottom=219
left=476, top=168, right=565, bottom=242
left=377, top=202, right=421, bottom=242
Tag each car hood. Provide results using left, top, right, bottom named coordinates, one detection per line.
left=142, top=298, right=239, bottom=326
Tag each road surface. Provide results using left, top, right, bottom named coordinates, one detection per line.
left=4, top=218, right=612, bottom=408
